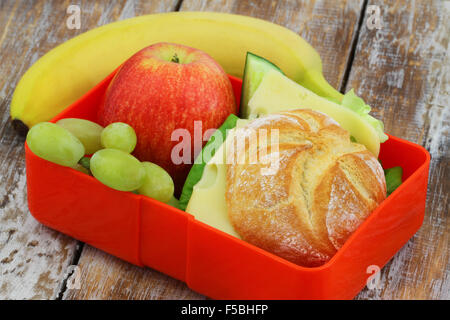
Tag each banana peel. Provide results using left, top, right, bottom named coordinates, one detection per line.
left=10, top=11, right=343, bottom=132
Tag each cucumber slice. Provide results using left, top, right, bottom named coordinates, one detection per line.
left=178, top=114, right=239, bottom=211
left=240, top=52, right=283, bottom=119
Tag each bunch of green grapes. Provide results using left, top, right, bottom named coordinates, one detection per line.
left=26, top=119, right=175, bottom=205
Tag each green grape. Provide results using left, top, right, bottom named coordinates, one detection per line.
left=101, top=122, right=137, bottom=153
left=72, top=163, right=91, bottom=175
left=90, top=149, right=145, bottom=191
left=56, top=118, right=104, bottom=155
left=167, top=196, right=179, bottom=208
left=137, top=162, right=174, bottom=203
left=79, top=156, right=91, bottom=170
left=26, top=122, right=85, bottom=167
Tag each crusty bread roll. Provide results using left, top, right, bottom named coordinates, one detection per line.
left=225, top=109, right=386, bottom=267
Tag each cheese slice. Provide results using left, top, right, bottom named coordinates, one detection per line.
left=247, top=69, right=381, bottom=156
left=186, top=120, right=248, bottom=238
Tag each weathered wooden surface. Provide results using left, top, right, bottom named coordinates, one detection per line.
left=0, top=0, right=448, bottom=300
left=182, top=0, right=365, bottom=91
left=347, top=0, right=449, bottom=299
left=63, top=245, right=203, bottom=300
left=0, top=0, right=178, bottom=300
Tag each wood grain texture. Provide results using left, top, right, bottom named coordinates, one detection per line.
left=0, top=0, right=177, bottom=300
left=63, top=245, right=203, bottom=300
left=64, top=0, right=367, bottom=300
left=181, top=0, right=365, bottom=90
left=345, top=0, right=449, bottom=300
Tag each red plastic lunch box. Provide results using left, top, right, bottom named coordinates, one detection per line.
left=25, top=70, right=430, bottom=300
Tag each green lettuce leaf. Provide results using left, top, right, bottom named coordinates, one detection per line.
left=384, top=166, right=403, bottom=195
left=341, top=89, right=388, bottom=143
left=341, top=89, right=371, bottom=114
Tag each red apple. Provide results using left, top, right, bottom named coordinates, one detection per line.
left=98, top=42, right=236, bottom=194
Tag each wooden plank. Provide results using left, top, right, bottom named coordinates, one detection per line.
left=182, top=0, right=365, bottom=90
left=65, top=0, right=366, bottom=300
left=0, top=0, right=177, bottom=300
left=63, top=245, right=203, bottom=300
left=346, top=0, right=449, bottom=300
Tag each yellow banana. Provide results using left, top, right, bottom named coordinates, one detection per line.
left=11, top=11, right=343, bottom=131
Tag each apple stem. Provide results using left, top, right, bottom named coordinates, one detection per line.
left=171, top=53, right=179, bottom=63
